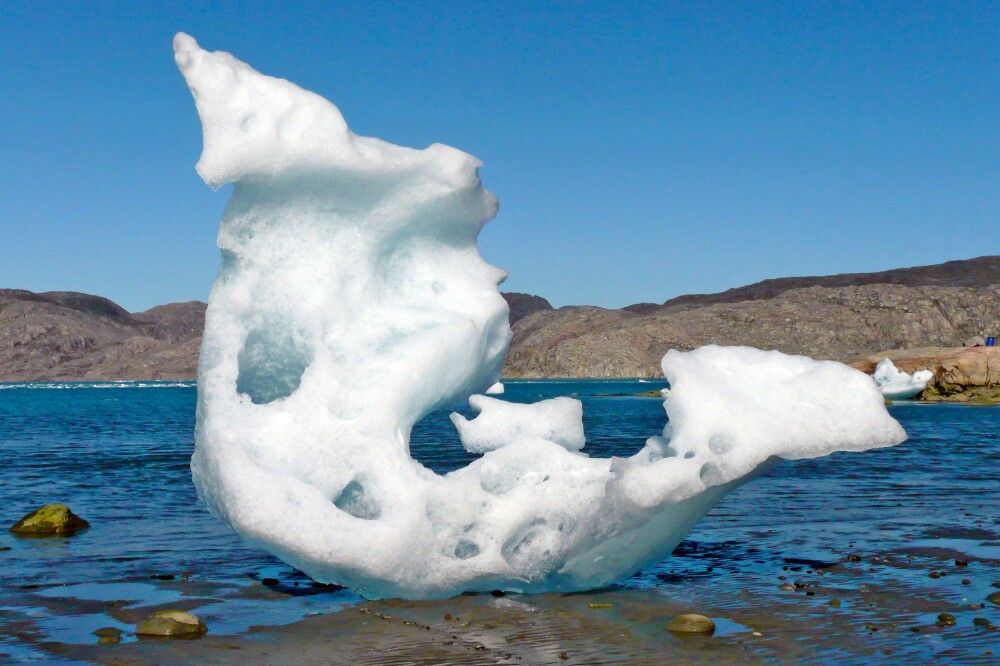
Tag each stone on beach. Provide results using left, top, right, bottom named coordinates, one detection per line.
left=667, top=614, right=716, bottom=634
left=9, top=504, right=89, bottom=536
left=136, top=610, right=207, bottom=637
left=93, top=627, right=122, bottom=645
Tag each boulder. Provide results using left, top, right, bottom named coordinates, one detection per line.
left=667, top=613, right=716, bottom=634
left=10, top=504, right=89, bottom=536
left=136, top=610, right=207, bottom=637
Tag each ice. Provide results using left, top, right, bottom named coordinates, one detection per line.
left=176, top=34, right=907, bottom=600
left=872, top=358, right=933, bottom=400
left=486, top=381, right=505, bottom=394
left=451, top=395, right=585, bottom=453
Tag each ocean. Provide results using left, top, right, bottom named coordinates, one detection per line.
left=1, top=380, right=997, bottom=663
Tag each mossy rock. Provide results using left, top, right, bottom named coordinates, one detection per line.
left=667, top=613, right=716, bottom=634
left=136, top=610, right=207, bottom=637
left=10, top=504, right=89, bottom=536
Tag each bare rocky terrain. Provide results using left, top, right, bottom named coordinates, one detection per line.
left=1, top=256, right=998, bottom=382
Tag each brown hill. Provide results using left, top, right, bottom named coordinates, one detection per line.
left=2, top=256, right=998, bottom=381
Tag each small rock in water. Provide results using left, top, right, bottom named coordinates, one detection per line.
left=261, top=577, right=279, bottom=586
left=955, top=559, right=969, bottom=567
left=973, top=617, right=991, bottom=628
left=779, top=583, right=795, bottom=591
left=829, top=598, right=841, bottom=608
left=93, top=627, right=122, bottom=645
left=9, top=504, right=89, bottom=536
left=0, top=546, right=10, bottom=552
left=667, top=614, right=716, bottom=634
left=136, top=610, right=207, bottom=637
left=937, top=613, right=956, bottom=627
left=490, top=589, right=505, bottom=597
left=987, top=591, right=1000, bottom=606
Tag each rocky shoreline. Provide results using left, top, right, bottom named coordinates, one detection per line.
left=850, top=346, right=1000, bottom=405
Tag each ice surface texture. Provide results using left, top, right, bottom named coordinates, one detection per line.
left=176, top=34, right=907, bottom=600
left=873, top=358, right=933, bottom=400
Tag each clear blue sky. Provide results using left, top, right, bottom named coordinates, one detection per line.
left=2, top=2, right=997, bottom=312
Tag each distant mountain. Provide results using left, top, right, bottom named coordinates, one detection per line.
left=506, top=256, right=1000, bottom=377
left=2, top=256, right=998, bottom=381
left=631, top=255, right=1000, bottom=314
left=0, top=289, right=204, bottom=381
left=502, top=292, right=553, bottom=324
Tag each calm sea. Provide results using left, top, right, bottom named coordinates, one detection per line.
left=1, top=380, right=997, bottom=663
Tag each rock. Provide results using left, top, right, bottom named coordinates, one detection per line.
left=829, top=598, right=841, bottom=608
left=851, top=346, right=1000, bottom=404
left=937, top=613, right=956, bottom=627
left=93, top=627, right=122, bottom=645
left=667, top=614, right=716, bottom=634
left=135, top=610, right=207, bottom=638
left=955, top=559, right=969, bottom=567
left=987, top=591, right=1000, bottom=606
left=10, top=504, right=89, bottom=536
left=973, top=617, right=991, bottom=628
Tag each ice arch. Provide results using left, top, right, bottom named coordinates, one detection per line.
left=176, top=34, right=906, bottom=600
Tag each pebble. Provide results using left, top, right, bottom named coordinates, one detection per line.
left=667, top=614, right=716, bottom=634
left=973, top=617, right=991, bottom=628
left=987, top=591, right=1000, bottom=606
left=936, top=613, right=956, bottom=627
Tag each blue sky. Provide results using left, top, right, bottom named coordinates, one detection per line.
left=1, top=2, right=997, bottom=311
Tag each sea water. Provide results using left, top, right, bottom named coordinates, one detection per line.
left=0, top=380, right=997, bottom=662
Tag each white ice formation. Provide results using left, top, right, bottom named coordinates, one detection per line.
left=872, top=358, right=933, bottom=400
left=486, top=381, right=505, bottom=395
left=177, top=34, right=907, bottom=600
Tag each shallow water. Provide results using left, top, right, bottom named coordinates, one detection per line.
left=0, top=380, right=997, bottom=663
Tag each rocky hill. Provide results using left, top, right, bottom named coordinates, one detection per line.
left=2, top=256, right=998, bottom=381
left=0, top=289, right=204, bottom=381
left=506, top=255, right=1000, bottom=377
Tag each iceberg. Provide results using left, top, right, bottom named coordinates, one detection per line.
left=872, top=358, right=933, bottom=400
left=485, top=381, right=505, bottom=395
left=176, top=34, right=907, bottom=600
